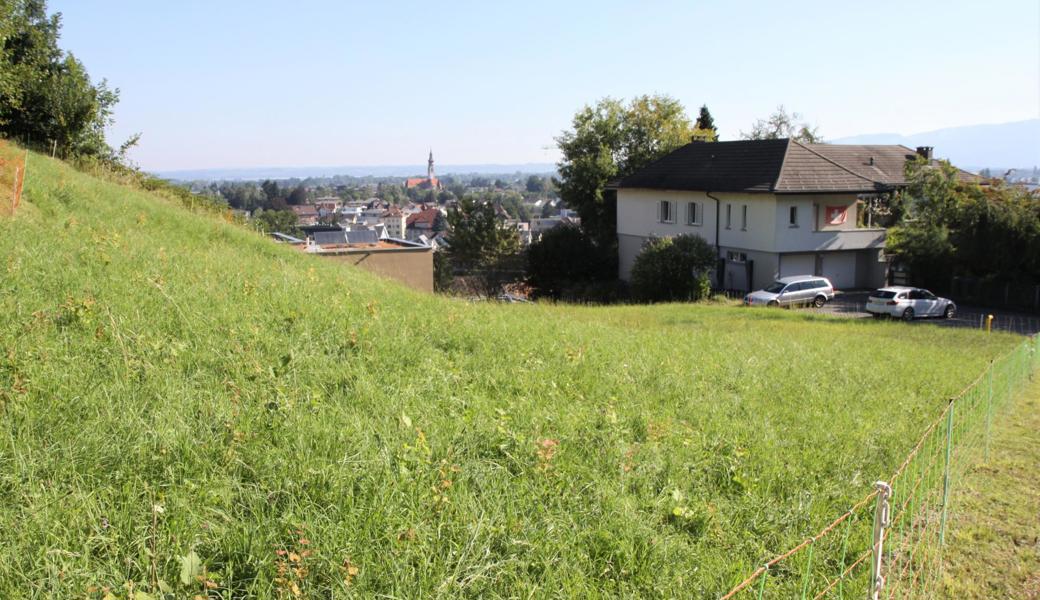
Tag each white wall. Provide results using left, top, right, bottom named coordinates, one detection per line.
left=616, top=189, right=717, bottom=242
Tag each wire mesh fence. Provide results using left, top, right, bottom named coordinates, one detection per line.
left=720, top=334, right=1039, bottom=599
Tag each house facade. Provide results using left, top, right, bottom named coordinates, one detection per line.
left=615, top=139, right=956, bottom=291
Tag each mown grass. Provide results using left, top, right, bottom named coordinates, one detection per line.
left=942, top=375, right=1040, bottom=598
left=0, top=152, right=1023, bottom=598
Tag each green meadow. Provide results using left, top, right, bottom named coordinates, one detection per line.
left=0, top=153, right=1022, bottom=598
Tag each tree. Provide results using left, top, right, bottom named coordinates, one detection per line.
left=555, top=95, right=696, bottom=250
left=525, top=175, right=546, bottom=193
left=630, top=234, right=716, bottom=302
left=446, top=196, right=521, bottom=297
left=433, top=250, right=453, bottom=293
left=286, top=184, right=308, bottom=206
left=0, top=1, right=129, bottom=160
left=253, top=209, right=300, bottom=236
left=692, top=105, right=718, bottom=142
left=886, top=157, right=1040, bottom=289
left=525, top=225, right=613, bottom=299
left=741, top=105, right=821, bottom=143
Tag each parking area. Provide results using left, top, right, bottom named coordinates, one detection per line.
left=812, top=291, right=1040, bottom=336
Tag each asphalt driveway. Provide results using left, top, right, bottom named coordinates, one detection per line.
left=808, top=292, right=1040, bottom=336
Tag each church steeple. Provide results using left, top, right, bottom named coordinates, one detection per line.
left=427, top=149, right=435, bottom=180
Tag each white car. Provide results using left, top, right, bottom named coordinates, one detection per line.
left=744, top=275, right=835, bottom=308
left=866, top=286, right=956, bottom=321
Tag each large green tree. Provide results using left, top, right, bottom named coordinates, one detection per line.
left=886, top=157, right=1040, bottom=290
left=446, top=196, right=521, bottom=297
left=0, top=0, right=127, bottom=159
left=555, top=95, right=696, bottom=250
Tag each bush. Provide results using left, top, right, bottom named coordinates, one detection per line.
left=631, top=234, right=716, bottom=302
left=525, top=225, right=615, bottom=299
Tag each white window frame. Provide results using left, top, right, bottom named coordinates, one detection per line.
left=725, top=204, right=732, bottom=229
left=686, top=201, right=701, bottom=226
left=659, top=200, right=675, bottom=224
left=741, top=205, right=748, bottom=231
left=789, top=205, right=798, bottom=227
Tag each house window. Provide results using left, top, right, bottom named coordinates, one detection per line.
left=659, top=200, right=674, bottom=223
left=741, top=205, right=748, bottom=230
left=789, top=205, right=798, bottom=227
left=686, top=202, right=700, bottom=226
left=725, top=204, right=732, bottom=229
left=726, top=250, right=747, bottom=263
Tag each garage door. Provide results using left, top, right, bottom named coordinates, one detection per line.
left=820, top=252, right=857, bottom=289
left=779, top=254, right=814, bottom=279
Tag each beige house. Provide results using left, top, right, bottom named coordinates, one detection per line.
left=614, top=140, right=960, bottom=291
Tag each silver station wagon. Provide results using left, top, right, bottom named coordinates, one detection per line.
left=744, top=275, right=835, bottom=308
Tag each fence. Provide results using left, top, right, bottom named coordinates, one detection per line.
left=720, top=334, right=1039, bottom=599
left=0, top=139, right=28, bottom=216
left=950, top=277, right=1040, bottom=314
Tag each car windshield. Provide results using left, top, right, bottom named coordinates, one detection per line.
left=764, top=282, right=786, bottom=293
left=871, top=290, right=896, bottom=299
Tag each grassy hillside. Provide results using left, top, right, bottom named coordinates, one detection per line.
left=0, top=153, right=1021, bottom=598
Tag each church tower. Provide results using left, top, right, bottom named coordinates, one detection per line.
left=427, top=149, right=435, bottom=180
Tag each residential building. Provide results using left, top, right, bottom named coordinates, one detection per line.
left=291, top=204, right=319, bottom=226
left=381, top=206, right=407, bottom=239
left=406, top=205, right=444, bottom=241
left=614, top=140, right=974, bottom=291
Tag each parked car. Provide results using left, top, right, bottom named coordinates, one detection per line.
left=865, top=286, right=956, bottom=320
left=743, top=276, right=835, bottom=308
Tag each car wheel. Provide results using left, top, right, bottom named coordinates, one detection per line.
left=944, top=304, right=955, bottom=319
left=768, top=300, right=779, bottom=308
left=902, top=307, right=915, bottom=321
left=813, top=295, right=826, bottom=308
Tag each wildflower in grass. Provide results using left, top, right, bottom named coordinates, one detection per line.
left=535, top=438, right=559, bottom=472
left=341, top=558, right=360, bottom=587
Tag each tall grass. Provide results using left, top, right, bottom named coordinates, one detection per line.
left=0, top=152, right=1021, bottom=598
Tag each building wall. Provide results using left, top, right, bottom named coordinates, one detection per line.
left=319, top=249, right=433, bottom=293
left=617, top=189, right=889, bottom=290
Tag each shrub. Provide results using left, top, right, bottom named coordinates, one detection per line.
left=525, top=225, right=615, bottom=299
left=630, top=234, right=715, bottom=302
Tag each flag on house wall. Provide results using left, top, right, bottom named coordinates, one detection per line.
left=825, top=206, right=848, bottom=225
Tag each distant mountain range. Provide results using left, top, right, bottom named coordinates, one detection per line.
left=156, top=162, right=558, bottom=182
left=830, top=118, right=1040, bottom=172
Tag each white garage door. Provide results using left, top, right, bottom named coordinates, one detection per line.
left=820, top=252, right=857, bottom=289
left=779, top=254, right=814, bottom=279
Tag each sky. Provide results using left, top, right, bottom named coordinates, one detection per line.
left=49, top=0, right=1040, bottom=172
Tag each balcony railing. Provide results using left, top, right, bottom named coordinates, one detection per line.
left=775, top=227, right=886, bottom=253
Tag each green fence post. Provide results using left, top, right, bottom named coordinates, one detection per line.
left=939, top=401, right=954, bottom=546
left=985, top=364, right=994, bottom=461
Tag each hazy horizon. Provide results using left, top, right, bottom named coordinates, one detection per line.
left=49, top=0, right=1040, bottom=172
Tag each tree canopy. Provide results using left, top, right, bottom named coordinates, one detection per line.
left=886, top=158, right=1040, bottom=288
left=0, top=0, right=130, bottom=160
left=555, top=95, right=696, bottom=250
left=741, top=105, right=821, bottom=143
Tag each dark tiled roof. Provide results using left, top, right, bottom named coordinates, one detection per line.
left=617, top=139, right=974, bottom=194
left=618, top=139, right=789, bottom=192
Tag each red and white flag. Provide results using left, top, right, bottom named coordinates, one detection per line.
left=825, top=206, right=848, bottom=225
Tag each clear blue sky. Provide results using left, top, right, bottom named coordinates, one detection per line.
left=50, top=0, right=1040, bottom=171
